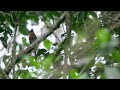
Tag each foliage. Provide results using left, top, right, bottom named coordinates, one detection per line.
left=0, top=11, right=120, bottom=79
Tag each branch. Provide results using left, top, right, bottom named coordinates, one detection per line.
left=37, top=12, right=62, bottom=44
left=115, top=12, right=120, bottom=20
left=0, top=67, right=9, bottom=79
left=63, top=11, right=71, bottom=79
left=103, top=12, right=120, bottom=22
left=102, top=12, right=120, bottom=32
left=3, top=11, right=67, bottom=77
left=108, top=22, right=120, bottom=32
left=11, top=23, right=18, bottom=79
left=82, top=11, right=87, bottom=32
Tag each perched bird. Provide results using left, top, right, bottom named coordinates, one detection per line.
left=29, top=29, right=37, bottom=58
left=29, top=29, right=37, bottom=44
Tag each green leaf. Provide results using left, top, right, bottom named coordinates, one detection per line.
left=22, top=59, right=27, bottom=68
left=37, top=49, right=47, bottom=56
left=4, top=15, right=12, bottom=24
left=88, top=11, right=98, bottom=19
left=111, top=50, right=120, bottom=63
left=22, top=37, right=26, bottom=44
left=0, top=27, right=4, bottom=33
left=69, top=69, right=79, bottom=79
left=19, top=44, right=22, bottom=51
left=19, top=26, right=29, bottom=35
left=6, top=27, right=13, bottom=36
left=51, top=11, right=61, bottom=18
left=26, top=55, right=40, bottom=69
left=47, top=12, right=53, bottom=19
left=100, top=73, right=106, bottom=79
left=97, top=28, right=110, bottom=42
left=22, top=37, right=29, bottom=46
left=0, top=14, right=6, bottom=21
left=43, top=53, right=55, bottom=70
left=29, top=15, right=39, bottom=24
left=4, top=31, right=8, bottom=40
left=0, top=37, right=7, bottom=48
left=95, top=28, right=111, bottom=48
left=16, top=70, right=31, bottom=79
left=3, top=55, right=9, bottom=66
left=83, top=11, right=89, bottom=20
left=44, top=11, right=54, bottom=20
left=12, top=12, right=17, bottom=22
left=20, top=16, right=27, bottom=24
left=16, top=69, right=22, bottom=77
left=104, top=66, right=120, bottom=79
left=96, top=62, right=104, bottom=68
left=19, top=11, right=26, bottom=19
left=44, top=39, right=52, bottom=50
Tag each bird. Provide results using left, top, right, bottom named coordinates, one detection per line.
left=29, top=29, right=37, bottom=44
left=29, top=29, right=37, bottom=58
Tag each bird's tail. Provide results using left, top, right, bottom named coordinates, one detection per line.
left=34, top=49, right=37, bottom=60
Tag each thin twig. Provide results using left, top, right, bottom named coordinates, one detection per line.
left=79, top=55, right=95, bottom=75
left=115, top=12, right=120, bottom=20
left=82, top=12, right=87, bottom=32
left=41, top=17, right=62, bottom=44
left=36, top=12, right=62, bottom=44
left=0, top=11, right=6, bottom=17
left=0, top=11, right=11, bottom=16
left=11, top=12, right=16, bottom=24
left=108, top=22, right=120, bottom=31
left=7, top=37, right=13, bottom=53
left=0, top=60, right=8, bottom=79
left=79, top=62, right=88, bottom=74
